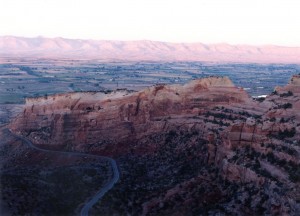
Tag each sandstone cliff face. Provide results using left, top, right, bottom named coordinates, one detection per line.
left=221, top=75, right=300, bottom=181
left=10, top=76, right=250, bottom=154
left=276, top=74, right=300, bottom=93
left=9, top=75, right=300, bottom=215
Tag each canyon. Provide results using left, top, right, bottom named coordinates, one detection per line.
left=3, top=75, right=300, bottom=215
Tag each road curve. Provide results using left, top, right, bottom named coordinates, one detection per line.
left=6, top=129, right=120, bottom=216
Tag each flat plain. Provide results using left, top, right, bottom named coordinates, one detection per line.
left=1, top=58, right=299, bottom=103
left=1, top=58, right=298, bottom=126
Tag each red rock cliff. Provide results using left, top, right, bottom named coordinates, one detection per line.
left=10, top=76, right=250, bottom=154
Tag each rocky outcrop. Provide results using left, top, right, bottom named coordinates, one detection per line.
left=276, top=74, right=300, bottom=91
left=10, top=76, right=250, bottom=155
left=7, top=75, right=300, bottom=215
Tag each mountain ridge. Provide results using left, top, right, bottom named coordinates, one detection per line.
left=1, top=36, right=300, bottom=63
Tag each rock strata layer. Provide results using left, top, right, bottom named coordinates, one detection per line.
left=9, top=75, right=300, bottom=215
left=10, top=76, right=249, bottom=154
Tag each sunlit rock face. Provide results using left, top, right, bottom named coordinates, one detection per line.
left=10, top=76, right=251, bottom=154
left=10, top=75, right=300, bottom=156
left=276, top=74, right=300, bottom=93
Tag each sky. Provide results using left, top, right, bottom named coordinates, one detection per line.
left=1, top=0, right=300, bottom=46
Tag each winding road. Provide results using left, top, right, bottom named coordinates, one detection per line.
left=6, top=129, right=120, bottom=216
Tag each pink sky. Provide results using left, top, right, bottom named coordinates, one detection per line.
left=1, top=0, right=300, bottom=46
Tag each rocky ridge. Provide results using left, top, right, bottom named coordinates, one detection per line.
left=8, top=75, right=300, bottom=215
left=1, top=36, right=300, bottom=63
left=10, top=76, right=249, bottom=154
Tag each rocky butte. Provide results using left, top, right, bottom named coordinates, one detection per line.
left=8, top=76, right=300, bottom=215
left=10, top=76, right=250, bottom=153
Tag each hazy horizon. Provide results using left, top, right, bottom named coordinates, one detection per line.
left=2, top=35, right=300, bottom=64
left=2, top=35, right=300, bottom=48
left=1, top=0, right=300, bottom=47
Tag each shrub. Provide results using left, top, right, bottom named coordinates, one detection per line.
left=266, top=152, right=276, bottom=163
left=278, top=127, right=296, bottom=139
left=280, top=91, right=293, bottom=97
left=256, top=97, right=265, bottom=102
left=289, top=167, right=300, bottom=182
left=282, top=103, right=292, bottom=109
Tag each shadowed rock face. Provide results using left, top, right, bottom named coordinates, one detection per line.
left=8, top=75, right=300, bottom=215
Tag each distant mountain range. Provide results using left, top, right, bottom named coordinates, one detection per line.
left=0, top=36, right=300, bottom=63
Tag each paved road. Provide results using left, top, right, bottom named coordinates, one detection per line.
left=6, top=129, right=120, bottom=216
